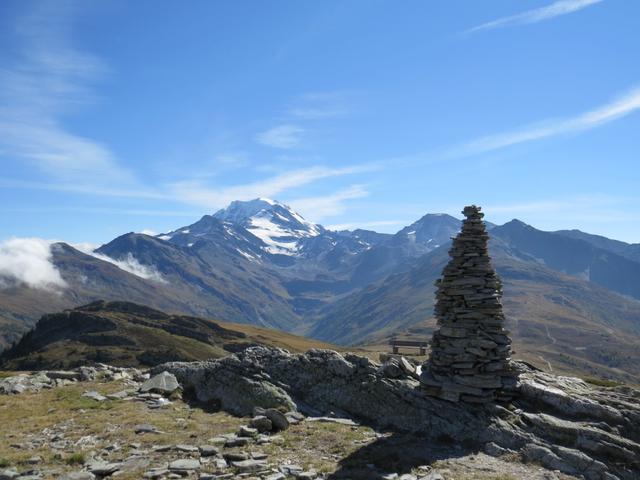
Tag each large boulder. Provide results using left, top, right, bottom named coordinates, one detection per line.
left=139, top=371, right=180, bottom=395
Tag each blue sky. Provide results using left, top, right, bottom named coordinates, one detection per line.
left=1, top=0, right=639, bottom=244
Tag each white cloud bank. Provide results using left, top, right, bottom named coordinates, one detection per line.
left=465, top=0, right=603, bottom=34
left=0, top=238, right=165, bottom=293
left=90, top=252, right=166, bottom=283
left=71, top=243, right=165, bottom=283
left=0, top=238, right=66, bottom=291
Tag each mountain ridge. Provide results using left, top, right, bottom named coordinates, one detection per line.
left=2, top=199, right=640, bottom=382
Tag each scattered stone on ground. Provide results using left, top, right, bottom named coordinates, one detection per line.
left=1, top=345, right=639, bottom=479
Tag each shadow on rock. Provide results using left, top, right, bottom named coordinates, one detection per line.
left=328, top=431, right=479, bottom=479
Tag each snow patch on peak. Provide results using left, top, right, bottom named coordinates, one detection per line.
left=214, top=198, right=281, bottom=223
left=247, top=215, right=302, bottom=255
left=213, top=198, right=322, bottom=256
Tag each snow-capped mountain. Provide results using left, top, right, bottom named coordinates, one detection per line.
left=213, top=198, right=322, bottom=256
left=156, top=198, right=324, bottom=258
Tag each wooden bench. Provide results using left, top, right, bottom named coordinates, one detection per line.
left=389, top=338, right=429, bottom=355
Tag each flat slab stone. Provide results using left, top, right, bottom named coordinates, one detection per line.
left=140, top=371, right=180, bottom=395
left=58, top=472, right=96, bottom=480
left=232, top=459, right=267, bottom=472
left=169, top=459, right=200, bottom=471
left=89, top=462, right=121, bottom=475
left=82, top=391, right=107, bottom=402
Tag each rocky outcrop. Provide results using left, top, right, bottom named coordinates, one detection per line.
left=0, top=364, right=146, bottom=394
left=420, top=205, right=516, bottom=403
left=158, top=347, right=640, bottom=480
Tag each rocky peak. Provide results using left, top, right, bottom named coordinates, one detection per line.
left=392, top=213, right=460, bottom=254
left=213, top=198, right=323, bottom=256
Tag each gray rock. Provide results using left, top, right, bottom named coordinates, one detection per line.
left=0, top=469, right=19, bottom=480
left=207, top=436, right=227, bottom=445
left=264, top=409, right=289, bottom=431
left=297, top=472, right=318, bottom=480
left=168, top=459, right=200, bottom=472
left=379, top=359, right=404, bottom=378
left=134, top=424, right=161, bottom=434
left=264, top=473, right=285, bottom=480
left=58, top=472, right=96, bottom=480
left=143, top=469, right=169, bottom=479
left=213, top=458, right=227, bottom=469
left=399, top=357, right=417, bottom=378
left=307, top=416, right=357, bottom=426
left=224, top=452, right=249, bottom=461
left=81, top=391, right=107, bottom=402
left=285, top=411, right=305, bottom=424
left=231, top=459, right=267, bottom=472
left=198, top=445, right=218, bottom=457
left=152, top=445, right=172, bottom=452
left=89, top=462, right=121, bottom=476
left=484, top=442, right=510, bottom=457
left=237, top=426, right=258, bottom=437
left=140, top=371, right=180, bottom=395
left=175, top=444, right=198, bottom=452
left=419, top=474, right=444, bottom=480
left=225, top=436, right=250, bottom=447
left=249, top=416, right=272, bottom=432
left=45, top=371, right=81, bottom=381
left=279, top=464, right=303, bottom=475
left=116, top=456, right=150, bottom=473
left=106, top=390, right=130, bottom=400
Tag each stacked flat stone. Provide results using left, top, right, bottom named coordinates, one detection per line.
left=420, top=205, right=515, bottom=403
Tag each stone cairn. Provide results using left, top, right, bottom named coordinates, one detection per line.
left=420, top=205, right=516, bottom=403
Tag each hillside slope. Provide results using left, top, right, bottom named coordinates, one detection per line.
left=312, top=238, right=640, bottom=383
left=0, top=301, right=336, bottom=370
left=492, top=220, right=640, bottom=300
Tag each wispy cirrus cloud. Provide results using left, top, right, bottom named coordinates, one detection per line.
left=0, top=177, right=165, bottom=199
left=450, top=85, right=640, bottom=158
left=287, top=92, right=351, bottom=119
left=465, top=0, right=604, bottom=35
left=289, top=184, right=369, bottom=220
left=168, top=164, right=376, bottom=210
left=256, top=125, right=305, bottom=149
left=0, top=2, right=140, bottom=188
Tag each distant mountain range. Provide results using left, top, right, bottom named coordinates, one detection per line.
left=1, top=198, right=639, bottom=380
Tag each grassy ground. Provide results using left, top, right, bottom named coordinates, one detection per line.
left=0, top=374, right=579, bottom=479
